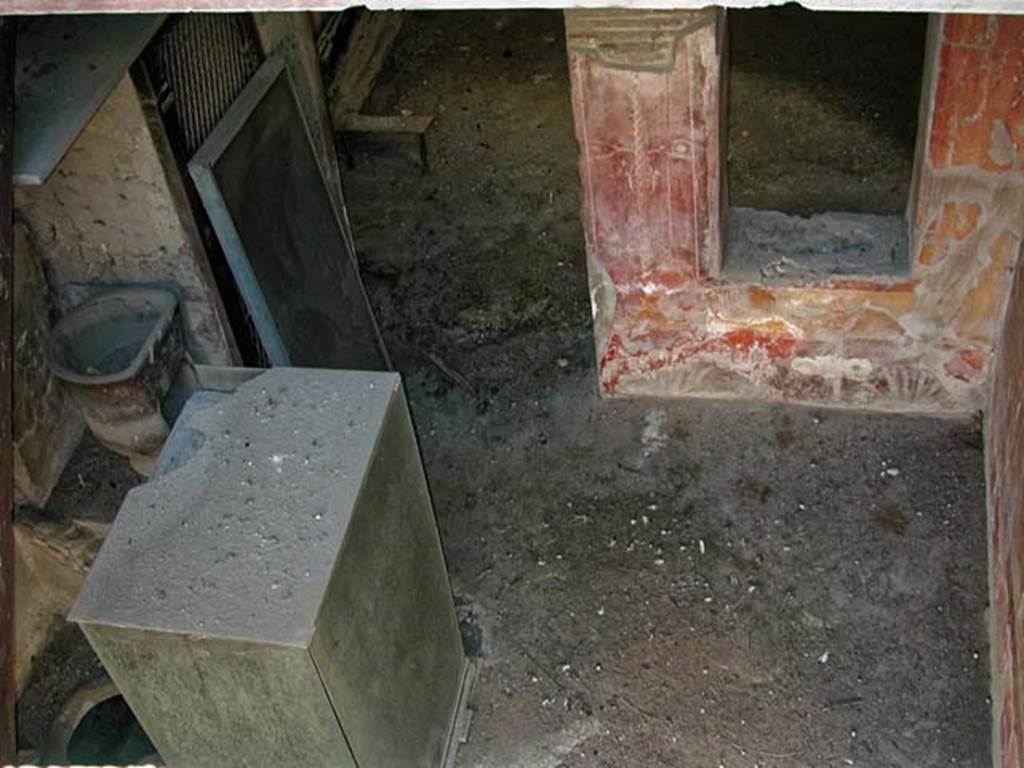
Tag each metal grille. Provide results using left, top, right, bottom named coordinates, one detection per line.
left=148, top=15, right=263, bottom=155
left=143, top=15, right=270, bottom=367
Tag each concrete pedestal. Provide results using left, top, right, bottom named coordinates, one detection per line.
left=71, top=367, right=471, bottom=768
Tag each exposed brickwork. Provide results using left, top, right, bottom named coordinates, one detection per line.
left=987, top=242, right=1024, bottom=768
left=569, top=11, right=1023, bottom=412
left=930, top=15, right=1024, bottom=171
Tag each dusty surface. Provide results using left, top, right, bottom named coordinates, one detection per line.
left=428, top=373, right=990, bottom=768
left=722, top=208, right=908, bottom=282
left=344, top=10, right=588, bottom=349
left=16, top=9, right=990, bottom=766
left=38, top=434, right=142, bottom=526
left=71, top=371, right=404, bottom=646
left=347, top=10, right=991, bottom=768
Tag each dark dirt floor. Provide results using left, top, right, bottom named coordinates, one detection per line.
left=431, top=368, right=991, bottom=768
left=347, top=10, right=991, bottom=768
left=16, top=9, right=991, bottom=768
left=727, top=6, right=927, bottom=216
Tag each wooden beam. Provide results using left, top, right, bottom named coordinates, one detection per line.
left=0, top=16, right=16, bottom=765
left=327, top=10, right=404, bottom=125
left=336, top=111, right=434, bottom=172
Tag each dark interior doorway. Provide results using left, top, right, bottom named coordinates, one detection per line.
left=723, top=6, right=928, bottom=282
left=727, top=5, right=927, bottom=215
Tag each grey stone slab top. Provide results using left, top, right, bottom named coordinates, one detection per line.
left=14, top=14, right=165, bottom=186
left=70, top=368, right=401, bottom=647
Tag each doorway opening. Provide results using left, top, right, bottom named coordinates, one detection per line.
left=722, top=5, right=928, bottom=283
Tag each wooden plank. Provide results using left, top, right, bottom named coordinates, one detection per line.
left=0, top=17, right=16, bottom=765
left=327, top=10, right=404, bottom=125
left=338, top=112, right=433, bottom=134
left=12, top=14, right=165, bottom=186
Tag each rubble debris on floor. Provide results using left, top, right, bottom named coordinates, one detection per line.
left=418, top=364, right=991, bottom=767
left=14, top=435, right=137, bottom=755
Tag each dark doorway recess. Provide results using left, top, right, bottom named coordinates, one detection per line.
left=727, top=5, right=927, bottom=217
left=723, top=6, right=928, bottom=283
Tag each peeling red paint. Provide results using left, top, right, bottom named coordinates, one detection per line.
left=919, top=201, right=983, bottom=266
left=944, top=347, right=988, bottom=382
left=570, top=10, right=1022, bottom=412
left=719, top=328, right=797, bottom=359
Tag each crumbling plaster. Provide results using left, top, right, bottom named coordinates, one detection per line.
left=569, top=10, right=1023, bottom=412
left=12, top=222, right=82, bottom=507
left=14, top=75, right=232, bottom=366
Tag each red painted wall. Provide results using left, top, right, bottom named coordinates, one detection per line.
left=988, top=241, right=1024, bottom=768
left=569, top=11, right=1024, bottom=412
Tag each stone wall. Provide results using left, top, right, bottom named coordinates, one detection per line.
left=14, top=74, right=233, bottom=366
left=11, top=222, right=82, bottom=506
left=568, top=11, right=1023, bottom=413
left=988, top=241, right=1024, bottom=767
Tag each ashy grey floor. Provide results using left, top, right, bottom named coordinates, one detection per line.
left=19, top=338, right=993, bottom=767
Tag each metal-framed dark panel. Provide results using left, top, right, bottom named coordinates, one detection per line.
left=189, top=56, right=388, bottom=370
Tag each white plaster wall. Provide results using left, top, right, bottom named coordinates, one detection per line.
left=14, top=74, right=232, bottom=365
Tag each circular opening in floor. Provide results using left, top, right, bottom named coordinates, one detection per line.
left=66, top=694, right=159, bottom=766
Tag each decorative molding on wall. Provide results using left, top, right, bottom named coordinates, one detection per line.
left=566, top=9, right=716, bottom=71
